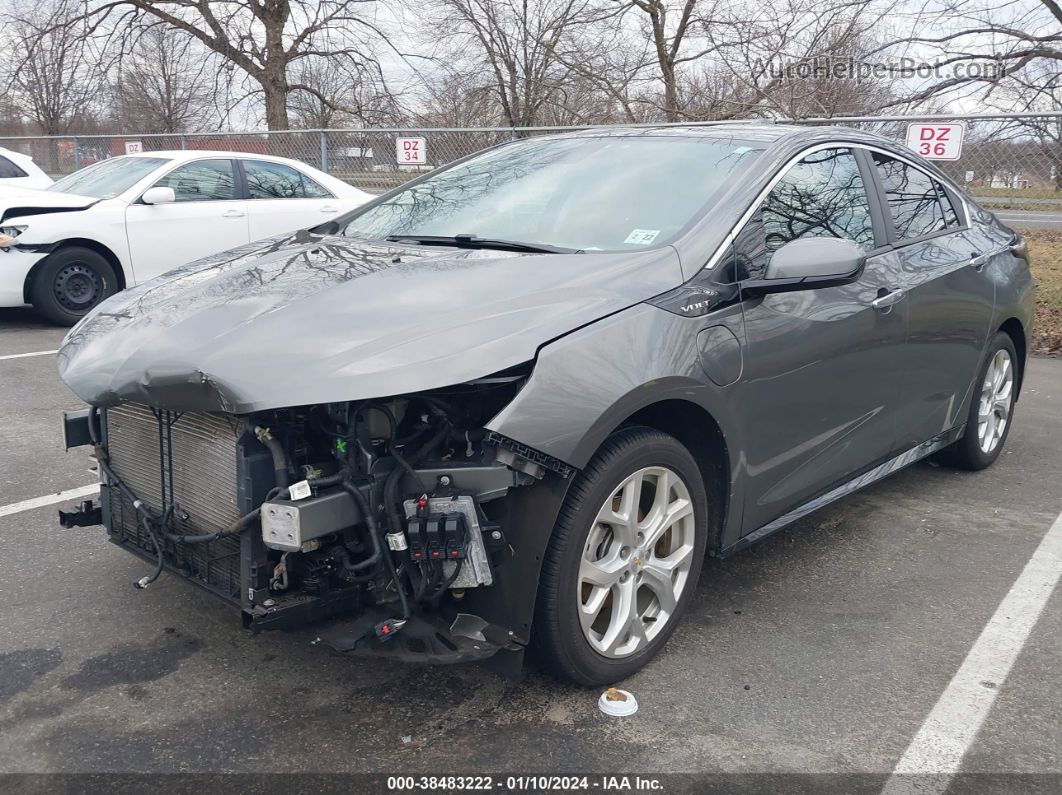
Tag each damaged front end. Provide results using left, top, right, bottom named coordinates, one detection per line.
left=62, top=367, right=573, bottom=669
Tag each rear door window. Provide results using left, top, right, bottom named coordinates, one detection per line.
left=243, top=160, right=332, bottom=199
left=0, top=155, right=28, bottom=179
left=871, top=153, right=952, bottom=241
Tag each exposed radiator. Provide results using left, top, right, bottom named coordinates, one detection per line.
left=105, top=404, right=245, bottom=602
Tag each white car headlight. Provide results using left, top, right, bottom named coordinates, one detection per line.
left=0, top=225, right=27, bottom=248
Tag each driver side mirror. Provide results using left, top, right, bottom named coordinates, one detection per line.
left=741, top=237, right=865, bottom=295
left=141, top=186, right=176, bottom=205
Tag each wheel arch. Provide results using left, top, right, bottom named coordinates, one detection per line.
left=998, top=317, right=1026, bottom=398
left=23, top=238, right=127, bottom=303
left=616, top=398, right=732, bottom=552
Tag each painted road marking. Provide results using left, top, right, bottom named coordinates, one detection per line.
left=882, top=508, right=1062, bottom=794
left=0, top=484, right=99, bottom=519
left=0, top=349, right=58, bottom=361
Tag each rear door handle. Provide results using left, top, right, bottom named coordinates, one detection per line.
left=222, top=209, right=245, bottom=218
left=319, top=205, right=339, bottom=213
left=871, top=289, right=905, bottom=311
left=969, top=247, right=1007, bottom=270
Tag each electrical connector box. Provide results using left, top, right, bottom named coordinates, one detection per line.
left=402, top=496, right=493, bottom=588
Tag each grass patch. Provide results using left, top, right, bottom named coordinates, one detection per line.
left=1026, top=228, right=1062, bottom=354
left=980, top=199, right=1062, bottom=212
left=972, top=186, right=1062, bottom=200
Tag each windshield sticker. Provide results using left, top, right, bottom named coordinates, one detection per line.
left=624, top=229, right=660, bottom=246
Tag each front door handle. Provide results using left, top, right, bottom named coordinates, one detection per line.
left=871, top=289, right=905, bottom=311
left=222, top=209, right=245, bottom=218
left=319, top=205, right=339, bottom=213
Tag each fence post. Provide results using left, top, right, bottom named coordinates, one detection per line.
left=180, top=135, right=187, bottom=150
left=72, top=137, right=81, bottom=171
left=320, top=131, right=329, bottom=173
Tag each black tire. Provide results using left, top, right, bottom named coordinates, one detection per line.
left=534, top=427, right=710, bottom=686
left=29, top=246, right=118, bottom=326
left=938, top=331, right=1018, bottom=471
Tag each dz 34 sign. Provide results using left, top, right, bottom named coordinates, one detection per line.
left=905, top=123, right=965, bottom=160
left=396, top=137, right=427, bottom=165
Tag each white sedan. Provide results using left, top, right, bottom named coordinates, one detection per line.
left=0, top=147, right=53, bottom=190
left=0, top=150, right=371, bottom=324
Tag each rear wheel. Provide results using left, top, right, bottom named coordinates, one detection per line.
left=939, top=331, right=1018, bottom=471
left=30, top=246, right=117, bottom=326
left=534, top=427, right=710, bottom=686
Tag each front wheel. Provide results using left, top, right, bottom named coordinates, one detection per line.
left=534, top=427, right=710, bottom=686
left=939, top=331, right=1018, bottom=471
left=30, top=246, right=118, bottom=326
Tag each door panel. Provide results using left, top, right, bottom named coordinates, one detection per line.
left=867, top=153, right=996, bottom=449
left=739, top=254, right=907, bottom=533
left=124, top=159, right=248, bottom=283
left=890, top=229, right=995, bottom=449
left=126, top=202, right=250, bottom=283
left=245, top=198, right=341, bottom=241
left=734, top=147, right=906, bottom=534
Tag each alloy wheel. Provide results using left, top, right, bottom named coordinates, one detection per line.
left=577, top=466, right=697, bottom=658
left=977, top=348, right=1014, bottom=454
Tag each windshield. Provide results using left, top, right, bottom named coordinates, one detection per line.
left=341, top=135, right=764, bottom=251
left=48, top=156, right=168, bottom=198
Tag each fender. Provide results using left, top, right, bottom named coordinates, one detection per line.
left=487, top=301, right=748, bottom=548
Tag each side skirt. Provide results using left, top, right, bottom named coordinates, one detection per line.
left=720, top=426, right=964, bottom=557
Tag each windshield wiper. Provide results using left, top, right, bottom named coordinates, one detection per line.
left=384, top=233, right=578, bottom=254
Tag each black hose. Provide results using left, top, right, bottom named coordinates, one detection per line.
left=337, top=480, right=382, bottom=572
left=383, top=422, right=449, bottom=535
left=168, top=473, right=346, bottom=544
left=134, top=514, right=165, bottom=589
left=254, top=426, right=290, bottom=489
left=342, top=470, right=410, bottom=619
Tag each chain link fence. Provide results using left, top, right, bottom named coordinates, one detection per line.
left=2, top=112, right=1059, bottom=350
left=2, top=113, right=1060, bottom=212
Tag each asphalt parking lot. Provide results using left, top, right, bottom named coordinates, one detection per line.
left=0, top=306, right=1060, bottom=790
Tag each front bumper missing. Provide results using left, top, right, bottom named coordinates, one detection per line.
left=314, top=609, right=522, bottom=664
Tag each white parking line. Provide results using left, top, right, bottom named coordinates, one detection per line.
left=0, top=484, right=99, bottom=519
left=882, top=509, right=1062, bottom=794
left=0, top=349, right=58, bottom=361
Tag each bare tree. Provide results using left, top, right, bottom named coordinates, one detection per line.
left=425, top=0, right=605, bottom=127
left=289, top=56, right=400, bottom=128
left=697, top=0, right=893, bottom=119
left=82, top=0, right=396, bottom=130
left=872, top=0, right=1061, bottom=107
left=410, top=68, right=503, bottom=127
left=617, top=0, right=714, bottom=122
left=5, top=0, right=106, bottom=136
left=110, top=25, right=217, bottom=132
left=553, top=19, right=658, bottom=123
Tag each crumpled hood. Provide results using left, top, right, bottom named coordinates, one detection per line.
left=58, top=232, right=684, bottom=413
left=0, top=187, right=98, bottom=222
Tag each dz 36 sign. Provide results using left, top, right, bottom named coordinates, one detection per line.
left=396, top=137, right=427, bottom=165
left=905, top=123, right=965, bottom=160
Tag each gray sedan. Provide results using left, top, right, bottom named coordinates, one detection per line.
left=58, top=125, right=1034, bottom=686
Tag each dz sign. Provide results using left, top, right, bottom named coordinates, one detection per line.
left=905, top=123, right=964, bottom=160
left=396, top=137, right=427, bottom=165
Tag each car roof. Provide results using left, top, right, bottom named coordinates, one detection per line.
left=126, top=149, right=309, bottom=165
left=526, top=122, right=907, bottom=149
